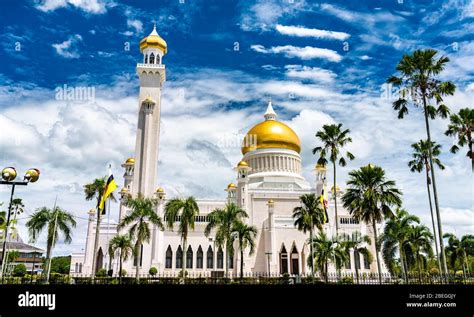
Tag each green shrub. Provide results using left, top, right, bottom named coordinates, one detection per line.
left=13, top=264, right=27, bottom=277
left=149, top=267, right=158, bottom=276
left=120, top=269, right=127, bottom=276
left=339, top=276, right=353, bottom=284
left=96, top=268, right=107, bottom=277
left=429, top=267, right=439, bottom=275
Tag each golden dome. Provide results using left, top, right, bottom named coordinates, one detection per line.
left=241, top=120, right=301, bottom=155
left=237, top=160, right=248, bottom=168
left=331, top=185, right=341, bottom=193
left=120, top=187, right=129, bottom=193
left=226, top=183, right=236, bottom=190
left=156, top=187, right=164, bottom=193
left=267, top=199, right=274, bottom=204
left=315, top=163, right=327, bottom=171
left=125, top=158, right=135, bottom=164
left=139, top=25, right=167, bottom=54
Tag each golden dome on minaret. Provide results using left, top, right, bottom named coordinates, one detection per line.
left=139, top=24, right=167, bottom=54
left=241, top=100, right=301, bottom=155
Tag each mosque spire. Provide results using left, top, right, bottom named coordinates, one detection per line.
left=264, top=97, right=277, bottom=121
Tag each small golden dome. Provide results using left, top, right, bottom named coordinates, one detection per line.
left=315, top=163, right=327, bottom=171
left=331, top=185, right=341, bottom=193
left=125, top=158, right=135, bottom=164
left=267, top=199, right=274, bottom=204
left=139, top=25, right=167, bottom=54
left=156, top=187, right=164, bottom=193
left=237, top=160, right=248, bottom=168
left=226, top=183, right=236, bottom=190
left=120, top=187, right=129, bottom=193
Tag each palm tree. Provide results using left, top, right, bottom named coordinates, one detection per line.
left=292, top=193, right=326, bottom=278
left=9, top=198, right=24, bottom=240
left=445, top=107, right=474, bottom=170
left=83, top=177, right=116, bottom=277
left=118, top=193, right=164, bottom=282
left=164, top=197, right=199, bottom=277
left=343, top=231, right=373, bottom=284
left=408, top=139, right=444, bottom=271
left=341, top=164, right=402, bottom=283
left=108, top=234, right=133, bottom=283
left=231, top=220, right=257, bottom=279
left=379, top=208, right=420, bottom=281
left=204, top=203, right=247, bottom=276
left=26, top=206, right=77, bottom=280
left=444, top=233, right=474, bottom=277
left=311, top=231, right=348, bottom=282
left=387, top=49, right=456, bottom=274
left=408, top=224, right=434, bottom=278
left=312, top=123, right=354, bottom=235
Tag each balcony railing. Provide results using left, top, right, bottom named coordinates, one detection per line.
left=136, top=63, right=165, bottom=69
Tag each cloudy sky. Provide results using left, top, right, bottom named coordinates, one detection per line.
left=0, top=0, right=472, bottom=255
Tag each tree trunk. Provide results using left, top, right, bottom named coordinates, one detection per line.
left=470, top=138, right=473, bottom=172
left=354, top=253, right=359, bottom=284
left=240, top=247, right=244, bottom=280
left=425, top=165, right=441, bottom=273
left=372, top=218, right=382, bottom=284
left=225, top=243, right=229, bottom=278
left=325, top=261, right=328, bottom=283
left=417, top=253, right=422, bottom=283
left=422, top=96, right=448, bottom=274
left=135, top=242, right=140, bottom=283
left=119, top=252, right=123, bottom=284
left=399, top=240, right=407, bottom=283
left=91, top=205, right=101, bottom=278
left=182, top=238, right=186, bottom=279
left=333, top=161, right=338, bottom=234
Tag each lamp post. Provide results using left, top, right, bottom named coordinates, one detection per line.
left=0, top=167, right=40, bottom=283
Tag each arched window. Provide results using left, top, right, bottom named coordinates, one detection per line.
left=149, top=53, right=155, bottom=64
left=279, top=244, right=288, bottom=274
left=290, top=245, right=299, bottom=275
left=144, top=54, right=148, bottom=64
left=79, top=263, right=82, bottom=273
left=354, top=250, right=361, bottom=270
left=75, top=263, right=79, bottom=272
left=363, top=253, right=370, bottom=269
left=197, top=246, right=203, bottom=269
left=217, top=247, right=224, bottom=269
left=345, top=250, right=351, bottom=269
left=176, top=246, right=183, bottom=269
left=228, top=252, right=233, bottom=269
left=133, top=244, right=143, bottom=267
left=186, top=246, right=193, bottom=269
left=207, top=246, right=213, bottom=269
left=165, top=245, right=173, bottom=269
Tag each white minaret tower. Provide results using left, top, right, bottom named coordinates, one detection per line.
left=132, top=25, right=167, bottom=198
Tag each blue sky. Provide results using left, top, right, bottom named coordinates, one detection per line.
left=0, top=0, right=473, bottom=255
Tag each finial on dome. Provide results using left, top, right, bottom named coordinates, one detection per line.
left=264, top=98, right=277, bottom=121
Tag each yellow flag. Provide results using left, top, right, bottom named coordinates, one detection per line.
left=99, top=174, right=118, bottom=213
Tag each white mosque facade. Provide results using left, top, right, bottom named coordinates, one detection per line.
left=70, top=27, right=384, bottom=277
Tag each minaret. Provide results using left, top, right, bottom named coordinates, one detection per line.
left=235, top=160, right=250, bottom=212
left=132, top=25, right=167, bottom=198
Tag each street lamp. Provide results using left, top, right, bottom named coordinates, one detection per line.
left=0, top=167, right=40, bottom=282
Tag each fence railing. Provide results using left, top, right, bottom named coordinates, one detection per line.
left=1, top=272, right=473, bottom=285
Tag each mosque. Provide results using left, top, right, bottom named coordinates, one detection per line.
left=70, top=26, right=383, bottom=277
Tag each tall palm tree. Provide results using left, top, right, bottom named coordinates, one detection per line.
left=204, top=203, right=247, bottom=276
left=26, top=206, right=77, bottom=279
left=313, top=123, right=355, bottom=234
left=387, top=49, right=455, bottom=274
left=231, top=220, right=257, bottom=279
left=292, top=193, right=326, bottom=278
left=444, top=233, right=474, bottom=277
left=164, top=197, right=199, bottom=277
left=9, top=198, right=24, bottom=240
left=83, top=177, right=116, bottom=277
left=311, top=231, right=348, bottom=283
left=379, top=208, right=420, bottom=281
left=118, top=193, right=164, bottom=282
left=343, top=231, right=373, bottom=284
left=445, top=107, right=474, bottom=171
left=408, top=139, right=444, bottom=271
left=342, top=164, right=402, bottom=283
left=108, top=234, right=133, bottom=283
left=408, top=224, right=434, bottom=277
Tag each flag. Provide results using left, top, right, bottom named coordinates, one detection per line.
left=320, top=185, right=329, bottom=223
left=99, top=174, right=118, bottom=214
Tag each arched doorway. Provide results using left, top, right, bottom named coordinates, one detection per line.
left=290, top=244, right=299, bottom=275
left=279, top=244, right=288, bottom=274
left=96, top=247, right=103, bottom=273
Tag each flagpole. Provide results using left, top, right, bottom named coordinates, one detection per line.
left=106, top=164, right=112, bottom=273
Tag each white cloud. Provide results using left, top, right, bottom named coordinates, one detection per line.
left=285, top=65, right=336, bottom=83
left=35, top=0, right=108, bottom=14
left=276, top=24, right=350, bottom=41
left=126, top=19, right=143, bottom=34
left=251, top=44, right=342, bottom=62
left=52, top=34, right=83, bottom=59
